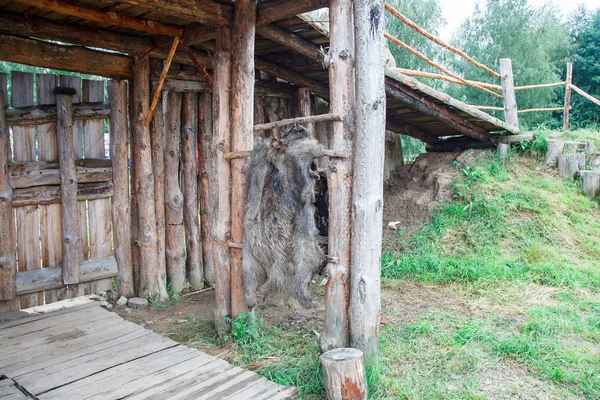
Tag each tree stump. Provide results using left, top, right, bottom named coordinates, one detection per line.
left=498, top=143, right=509, bottom=157
left=563, top=141, right=585, bottom=154
left=558, top=153, right=585, bottom=179
left=545, top=140, right=564, bottom=167
left=580, top=171, right=600, bottom=197
left=589, top=155, right=600, bottom=170
left=586, top=140, right=595, bottom=155
left=320, top=348, right=367, bottom=400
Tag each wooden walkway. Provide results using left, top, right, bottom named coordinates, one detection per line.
left=0, top=304, right=297, bottom=400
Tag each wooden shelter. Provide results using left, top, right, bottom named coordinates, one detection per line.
left=0, top=0, right=518, bottom=369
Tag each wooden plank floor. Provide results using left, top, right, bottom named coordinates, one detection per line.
left=0, top=304, right=298, bottom=400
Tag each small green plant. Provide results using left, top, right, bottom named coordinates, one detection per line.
left=166, top=283, right=181, bottom=300
left=224, top=312, right=263, bottom=345
left=186, top=315, right=196, bottom=323
left=148, top=298, right=166, bottom=308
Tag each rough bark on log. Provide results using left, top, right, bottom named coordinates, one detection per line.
left=212, top=27, right=233, bottom=337
left=230, top=0, right=257, bottom=318
left=199, top=93, right=214, bottom=286
left=384, top=132, right=403, bottom=182
left=6, top=102, right=110, bottom=127
left=12, top=182, right=113, bottom=207
left=164, top=92, right=186, bottom=295
left=320, top=0, right=354, bottom=353
left=558, top=153, right=585, bottom=179
left=564, top=62, right=573, bottom=131
left=108, top=80, right=134, bottom=298
left=500, top=59, right=519, bottom=129
left=320, top=348, right=368, bottom=400
left=182, top=92, right=204, bottom=289
left=9, top=161, right=112, bottom=189
left=580, top=170, right=600, bottom=197
left=298, top=88, right=315, bottom=138
left=545, top=140, right=564, bottom=167
left=131, top=55, right=168, bottom=300
left=56, top=91, right=82, bottom=285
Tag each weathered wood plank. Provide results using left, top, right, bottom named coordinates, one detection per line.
left=5, top=102, right=111, bottom=127
left=9, top=162, right=112, bottom=189
left=12, top=182, right=113, bottom=207
left=198, top=93, right=214, bottom=286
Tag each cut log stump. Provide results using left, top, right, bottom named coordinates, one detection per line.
left=321, top=348, right=367, bottom=400
left=563, top=141, right=585, bottom=154
left=588, top=155, right=600, bottom=170
left=545, top=140, right=564, bottom=167
left=580, top=170, right=600, bottom=197
left=586, top=140, right=595, bottom=155
left=558, top=153, right=585, bottom=179
left=498, top=143, right=509, bottom=157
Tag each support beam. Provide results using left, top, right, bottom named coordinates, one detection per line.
left=350, top=0, right=386, bottom=363
left=256, top=24, right=324, bottom=62
left=254, top=113, right=342, bottom=131
left=255, top=58, right=330, bottom=100
left=56, top=89, right=81, bottom=285
left=500, top=59, right=519, bottom=129
left=564, top=62, right=573, bottom=131
left=118, top=0, right=232, bottom=26
left=230, top=0, right=257, bottom=318
left=298, top=88, right=314, bottom=137
left=257, top=0, right=329, bottom=25
left=385, top=118, right=438, bottom=145
left=320, top=0, right=354, bottom=353
left=198, top=93, right=214, bottom=286
left=212, top=27, right=233, bottom=337
left=6, top=103, right=111, bottom=127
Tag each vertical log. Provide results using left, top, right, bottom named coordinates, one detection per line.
left=320, top=0, right=355, bottom=353
left=230, top=0, right=257, bottom=318
left=321, top=348, right=368, bottom=400
left=0, top=86, right=16, bottom=302
left=212, top=27, right=233, bottom=336
left=182, top=92, right=203, bottom=289
left=384, top=132, right=403, bottom=181
left=150, top=59, right=168, bottom=295
left=165, top=92, right=186, bottom=294
left=12, top=71, right=42, bottom=308
left=564, top=62, right=573, bottom=132
left=37, top=74, right=61, bottom=304
left=253, top=94, right=265, bottom=142
left=500, top=59, right=519, bottom=129
left=349, top=0, right=386, bottom=363
left=298, top=87, right=314, bottom=138
left=108, top=79, right=134, bottom=298
left=132, top=54, right=168, bottom=300
left=129, top=82, right=141, bottom=293
left=56, top=89, right=82, bottom=285
left=199, top=93, right=214, bottom=286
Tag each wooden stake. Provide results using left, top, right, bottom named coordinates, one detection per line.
left=230, top=0, right=257, bottom=318
left=164, top=92, right=186, bottom=294
left=108, top=80, right=134, bottom=298
left=564, top=62, right=573, bottom=131
left=182, top=92, right=204, bottom=289
left=254, top=113, right=343, bottom=131
left=320, top=0, right=354, bottom=353
left=500, top=59, right=519, bottom=129
left=212, top=27, right=233, bottom=337
left=198, top=93, right=214, bottom=286
left=320, top=348, right=367, bottom=400
left=132, top=55, right=169, bottom=300
left=297, top=88, right=314, bottom=138
left=145, top=37, right=180, bottom=127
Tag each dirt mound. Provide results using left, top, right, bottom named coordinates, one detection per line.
left=383, top=151, right=475, bottom=253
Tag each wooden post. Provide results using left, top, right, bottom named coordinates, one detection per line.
left=199, top=93, right=214, bottom=286
left=56, top=88, right=82, bottom=285
left=108, top=79, right=134, bottom=298
left=0, top=87, right=16, bottom=301
left=230, top=0, right=257, bottom=318
left=320, top=0, right=355, bottom=353
left=298, top=87, right=314, bottom=138
left=349, top=0, right=386, bottom=363
left=320, top=348, right=368, bottom=400
left=500, top=59, right=519, bottom=129
left=129, top=84, right=141, bottom=293
left=165, top=92, right=186, bottom=294
left=132, top=54, right=169, bottom=300
left=150, top=59, right=168, bottom=297
left=564, top=62, right=573, bottom=131
left=212, top=27, right=233, bottom=336
left=182, top=92, right=204, bottom=289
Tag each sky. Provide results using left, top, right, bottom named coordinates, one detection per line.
left=439, top=0, right=600, bottom=39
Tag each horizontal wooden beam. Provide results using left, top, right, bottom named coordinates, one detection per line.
left=0, top=34, right=132, bottom=79
left=515, top=82, right=565, bottom=91
left=519, top=107, right=564, bottom=113
left=16, top=256, right=117, bottom=296
left=257, top=0, right=329, bottom=25
left=394, top=68, right=502, bottom=91
left=256, top=24, right=324, bottom=62
left=156, top=79, right=212, bottom=93
left=385, top=118, right=439, bottom=144
left=224, top=148, right=347, bottom=160
left=257, top=57, right=330, bottom=99
left=254, top=113, right=342, bottom=131
left=426, top=135, right=498, bottom=152
left=6, top=102, right=110, bottom=126
left=119, top=0, right=232, bottom=26
left=9, top=159, right=112, bottom=189
left=12, top=182, right=113, bottom=207
left=570, top=84, right=600, bottom=107
left=17, top=0, right=183, bottom=36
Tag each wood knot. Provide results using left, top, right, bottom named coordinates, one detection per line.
left=54, top=87, right=77, bottom=95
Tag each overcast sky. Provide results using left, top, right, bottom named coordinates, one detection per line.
left=439, top=0, right=600, bottom=39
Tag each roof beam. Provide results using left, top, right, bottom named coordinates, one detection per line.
left=385, top=117, right=439, bottom=144
left=118, top=0, right=232, bottom=26
left=16, top=0, right=183, bottom=36
left=257, top=0, right=329, bottom=25
left=256, top=24, right=324, bottom=62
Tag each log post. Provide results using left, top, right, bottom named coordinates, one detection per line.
left=298, top=87, right=314, bottom=138
left=56, top=88, right=82, bottom=285
left=129, top=84, right=141, bottom=293
left=165, top=92, right=186, bottom=294
left=349, top=0, right=386, bottom=364
left=150, top=59, right=168, bottom=297
left=320, top=348, right=368, bottom=400
left=564, top=62, right=573, bottom=131
left=182, top=92, right=203, bottom=289
left=558, top=153, right=585, bottom=179
left=212, top=27, right=233, bottom=336
left=0, top=88, right=16, bottom=301
left=500, top=59, right=519, bottom=129
left=320, top=0, right=355, bottom=353
left=108, top=79, right=134, bottom=298
left=131, top=54, right=169, bottom=300
left=580, top=171, right=600, bottom=197
left=198, top=93, right=214, bottom=286
left=230, top=0, right=257, bottom=318
left=546, top=140, right=564, bottom=167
